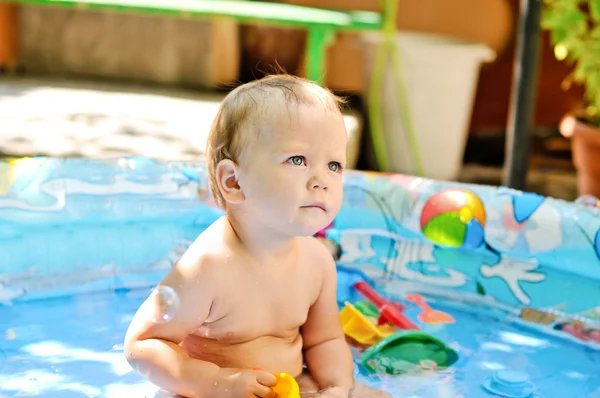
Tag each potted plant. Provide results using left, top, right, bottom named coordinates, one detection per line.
left=542, top=0, right=600, bottom=198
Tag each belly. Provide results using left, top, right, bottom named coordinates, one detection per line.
left=181, top=332, right=304, bottom=376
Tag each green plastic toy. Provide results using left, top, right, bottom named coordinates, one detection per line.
left=354, top=300, right=380, bottom=318
left=360, top=330, right=459, bottom=375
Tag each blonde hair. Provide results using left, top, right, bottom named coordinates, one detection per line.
left=206, top=74, right=345, bottom=209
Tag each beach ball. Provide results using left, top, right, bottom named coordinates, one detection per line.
left=420, top=188, right=486, bottom=248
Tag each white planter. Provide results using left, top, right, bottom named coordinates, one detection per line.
left=363, top=31, right=495, bottom=180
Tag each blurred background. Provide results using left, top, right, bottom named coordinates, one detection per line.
left=0, top=0, right=591, bottom=201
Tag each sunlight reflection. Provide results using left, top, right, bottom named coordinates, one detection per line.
left=480, top=342, right=513, bottom=352
left=478, top=361, right=505, bottom=370
left=563, top=370, right=591, bottom=380
left=22, top=341, right=131, bottom=376
left=104, top=381, right=159, bottom=397
left=0, top=369, right=101, bottom=396
left=367, top=371, right=462, bottom=398
left=498, top=331, right=549, bottom=348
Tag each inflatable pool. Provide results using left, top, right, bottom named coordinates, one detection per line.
left=1, top=157, right=599, bottom=397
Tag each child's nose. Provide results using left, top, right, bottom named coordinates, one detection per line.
left=309, top=177, right=327, bottom=190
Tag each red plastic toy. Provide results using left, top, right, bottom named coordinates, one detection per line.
left=352, top=281, right=419, bottom=330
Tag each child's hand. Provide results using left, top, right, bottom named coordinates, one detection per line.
left=216, top=368, right=278, bottom=398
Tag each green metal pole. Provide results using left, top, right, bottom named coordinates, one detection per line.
left=305, top=27, right=334, bottom=85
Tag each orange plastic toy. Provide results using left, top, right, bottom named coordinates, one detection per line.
left=406, top=293, right=455, bottom=324
left=272, top=372, right=300, bottom=398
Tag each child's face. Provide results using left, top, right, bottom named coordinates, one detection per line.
left=237, top=104, right=347, bottom=236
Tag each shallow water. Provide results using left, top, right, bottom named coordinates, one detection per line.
left=1, top=287, right=599, bottom=397
left=353, top=293, right=600, bottom=397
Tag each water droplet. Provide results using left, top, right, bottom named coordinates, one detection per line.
left=202, top=327, right=210, bottom=337
left=213, top=381, right=218, bottom=387
left=150, top=285, right=180, bottom=324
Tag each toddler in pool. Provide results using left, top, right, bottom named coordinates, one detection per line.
left=124, top=74, right=391, bottom=398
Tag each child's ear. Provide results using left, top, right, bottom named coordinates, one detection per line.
left=216, top=159, right=245, bottom=204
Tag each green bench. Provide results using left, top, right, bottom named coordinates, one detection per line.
left=1, top=0, right=383, bottom=84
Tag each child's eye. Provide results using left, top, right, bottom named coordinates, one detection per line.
left=328, top=162, right=342, bottom=172
left=287, top=156, right=306, bottom=166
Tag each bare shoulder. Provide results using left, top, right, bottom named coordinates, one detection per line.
left=299, top=236, right=337, bottom=278
left=171, top=217, right=234, bottom=282
left=152, top=217, right=235, bottom=311
left=124, top=219, right=233, bottom=344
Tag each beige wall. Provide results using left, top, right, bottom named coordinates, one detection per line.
left=17, top=6, right=240, bottom=88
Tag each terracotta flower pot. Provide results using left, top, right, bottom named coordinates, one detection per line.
left=559, top=112, right=600, bottom=198
left=0, top=4, right=19, bottom=70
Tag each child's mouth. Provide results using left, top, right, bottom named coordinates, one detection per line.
left=301, top=203, right=326, bottom=211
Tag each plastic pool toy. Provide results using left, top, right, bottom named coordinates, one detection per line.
left=272, top=372, right=300, bottom=398
left=405, top=293, right=455, bottom=324
left=339, top=302, right=396, bottom=345
left=482, top=370, right=535, bottom=398
left=352, top=280, right=419, bottom=330
left=360, top=330, right=459, bottom=375
left=420, top=188, right=486, bottom=249
left=354, top=300, right=380, bottom=318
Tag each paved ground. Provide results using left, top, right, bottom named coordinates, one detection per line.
left=0, top=76, right=226, bottom=161
left=0, top=75, right=579, bottom=201
left=0, top=75, right=364, bottom=166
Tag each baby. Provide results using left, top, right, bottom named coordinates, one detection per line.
left=124, top=74, right=391, bottom=398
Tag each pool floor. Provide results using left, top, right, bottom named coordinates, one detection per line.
left=1, top=287, right=599, bottom=397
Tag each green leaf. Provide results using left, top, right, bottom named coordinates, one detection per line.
left=541, top=8, right=558, bottom=29
left=587, top=71, right=600, bottom=110
left=591, top=0, right=600, bottom=22
left=550, top=27, right=571, bottom=44
left=544, top=8, right=588, bottom=44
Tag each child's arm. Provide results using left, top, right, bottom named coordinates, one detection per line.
left=126, top=334, right=276, bottom=398
left=124, top=252, right=277, bottom=398
left=301, top=243, right=355, bottom=395
left=124, top=253, right=220, bottom=397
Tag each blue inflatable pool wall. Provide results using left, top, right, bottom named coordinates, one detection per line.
left=0, top=157, right=599, bottom=347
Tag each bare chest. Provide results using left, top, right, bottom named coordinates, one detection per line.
left=197, top=267, right=317, bottom=342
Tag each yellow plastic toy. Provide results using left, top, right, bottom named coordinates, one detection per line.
left=339, top=301, right=396, bottom=345
left=272, top=372, right=300, bottom=398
